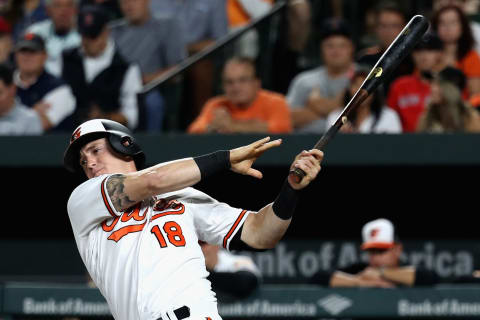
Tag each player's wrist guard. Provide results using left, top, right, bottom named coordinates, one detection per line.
left=194, top=150, right=231, bottom=180
left=272, top=179, right=299, bottom=220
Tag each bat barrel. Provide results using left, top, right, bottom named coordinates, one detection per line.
left=363, top=15, right=429, bottom=94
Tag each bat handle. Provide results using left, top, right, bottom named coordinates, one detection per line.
left=288, top=135, right=329, bottom=184
left=288, top=121, right=343, bottom=183
left=287, top=89, right=369, bottom=184
left=289, top=167, right=306, bottom=184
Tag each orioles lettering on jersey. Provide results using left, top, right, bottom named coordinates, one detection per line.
left=101, top=203, right=148, bottom=242
left=101, top=198, right=187, bottom=246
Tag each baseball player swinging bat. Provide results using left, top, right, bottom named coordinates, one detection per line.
left=289, top=14, right=429, bottom=183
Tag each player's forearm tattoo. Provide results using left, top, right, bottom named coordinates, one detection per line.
left=107, top=174, right=135, bottom=211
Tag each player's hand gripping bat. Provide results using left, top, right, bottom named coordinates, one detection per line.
left=289, top=15, right=429, bottom=183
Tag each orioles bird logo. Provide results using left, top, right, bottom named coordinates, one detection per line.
left=71, top=128, right=81, bottom=143
left=370, top=228, right=379, bottom=238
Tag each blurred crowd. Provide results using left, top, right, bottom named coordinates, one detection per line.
left=1, top=0, right=480, bottom=135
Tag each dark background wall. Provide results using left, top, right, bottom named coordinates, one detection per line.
left=2, top=164, right=477, bottom=240
left=1, top=133, right=478, bottom=280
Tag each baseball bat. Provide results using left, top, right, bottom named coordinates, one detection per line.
left=289, top=14, right=429, bottom=183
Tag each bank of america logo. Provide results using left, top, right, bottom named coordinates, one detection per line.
left=318, top=294, right=353, bottom=315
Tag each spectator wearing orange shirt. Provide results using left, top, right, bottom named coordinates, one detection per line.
left=432, top=5, right=480, bottom=97
left=188, top=56, right=292, bottom=134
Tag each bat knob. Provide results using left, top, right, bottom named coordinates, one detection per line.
left=289, top=167, right=306, bottom=184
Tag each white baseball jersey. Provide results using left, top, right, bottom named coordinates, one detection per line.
left=67, top=174, right=251, bottom=320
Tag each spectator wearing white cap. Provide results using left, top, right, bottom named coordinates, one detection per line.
left=310, top=218, right=440, bottom=287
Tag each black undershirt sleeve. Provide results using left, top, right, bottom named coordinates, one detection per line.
left=229, top=224, right=267, bottom=252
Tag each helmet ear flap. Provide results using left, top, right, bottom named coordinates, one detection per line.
left=121, top=136, right=133, bottom=147
left=108, top=131, right=138, bottom=157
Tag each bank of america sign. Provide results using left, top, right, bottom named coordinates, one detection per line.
left=318, top=294, right=353, bottom=315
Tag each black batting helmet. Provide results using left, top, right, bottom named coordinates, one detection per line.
left=63, top=119, right=146, bottom=172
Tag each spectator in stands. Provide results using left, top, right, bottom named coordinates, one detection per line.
left=357, top=1, right=414, bottom=95
left=26, top=0, right=81, bottom=76
left=150, top=0, right=227, bottom=53
left=387, top=32, right=446, bottom=132
left=112, top=0, right=187, bottom=132
left=227, top=0, right=273, bottom=59
left=14, top=32, right=75, bottom=132
left=62, top=5, right=141, bottom=129
left=271, top=0, right=311, bottom=95
left=150, top=0, right=228, bottom=128
left=80, top=0, right=122, bottom=21
left=417, top=73, right=480, bottom=132
left=326, top=67, right=402, bottom=134
left=286, top=18, right=355, bottom=133
left=310, top=218, right=441, bottom=287
left=432, top=0, right=480, bottom=55
left=200, top=241, right=261, bottom=299
left=8, top=0, right=48, bottom=42
left=187, top=56, right=292, bottom=134
left=432, top=5, right=480, bottom=97
left=0, top=16, right=13, bottom=65
left=0, top=63, right=43, bottom=134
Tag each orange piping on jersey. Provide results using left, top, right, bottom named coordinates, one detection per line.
left=150, top=205, right=185, bottom=221
left=101, top=177, right=117, bottom=218
left=108, top=222, right=146, bottom=242
left=223, top=210, right=247, bottom=249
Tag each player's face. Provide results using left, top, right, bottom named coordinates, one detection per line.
left=367, top=244, right=401, bottom=268
left=437, top=9, right=463, bottom=43
left=321, top=36, right=354, bottom=70
left=222, top=61, right=260, bottom=107
left=15, top=49, right=47, bottom=75
left=79, top=138, right=132, bottom=179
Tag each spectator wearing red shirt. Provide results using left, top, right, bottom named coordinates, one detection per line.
left=387, top=33, right=445, bottom=132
